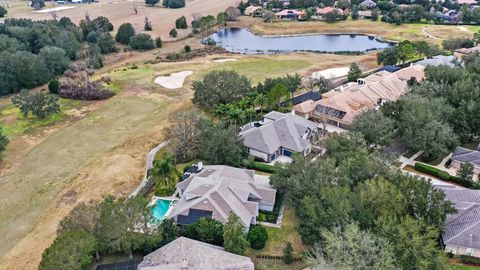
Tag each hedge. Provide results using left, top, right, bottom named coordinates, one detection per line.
left=414, top=162, right=479, bottom=189
left=246, top=161, right=276, bottom=173
left=460, top=255, right=480, bottom=266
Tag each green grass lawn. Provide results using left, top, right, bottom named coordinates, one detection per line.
left=451, top=263, right=480, bottom=270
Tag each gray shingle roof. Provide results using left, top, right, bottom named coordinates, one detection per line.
left=416, top=55, right=457, bottom=68
left=440, top=188, right=480, bottom=249
left=452, top=146, right=480, bottom=166
left=169, top=166, right=276, bottom=227
left=138, top=237, right=254, bottom=270
left=239, top=111, right=318, bottom=154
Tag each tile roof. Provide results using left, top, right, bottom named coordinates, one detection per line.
left=293, top=100, right=317, bottom=114
left=393, top=64, right=426, bottom=81
left=455, top=45, right=480, bottom=55
left=169, top=166, right=276, bottom=227
left=452, top=146, right=480, bottom=166
left=239, top=111, right=318, bottom=154
left=440, top=188, right=480, bottom=249
left=138, top=237, right=254, bottom=270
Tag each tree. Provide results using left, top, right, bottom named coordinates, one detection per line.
left=39, top=46, right=71, bottom=75
left=350, top=110, right=396, bottom=147
left=199, top=124, right=247, bottom=167
left=175, top=16, right=188, bottom=29
left=223, top=212, right=248, bottom=255
left=185, top=217, right=224, bottom=245
left=457, top=162, right=474, bottom=182
left=115, top=23, right=135, bottom=45
left=377, top=47, right=398, bottom=65
left=159, top=219, right=179, bottom=246
left=283, top=241, right=294, bottom=264
left=12, top=90, right=60, bottom=118
left=169, top=28, right=178, bottom=38
left=247, top=225, right=268, bottom=249
left=225, top=6, right=241, bottom=21
left=144, top=16, right=152, bottom=31
left=192, top=70, right=251, bottom=109
left=39, top=230, right=97, bottom=270
left=129, top=33, right=154, bottom=51
left=0, top=126, right=9, bottom=154
left=0, top=6, right=8, bottom=17
left=155, top=37, right=162, bottom=48
left=145, top=0, right=159, bottom=6
left=164, top=110, right=204, bottom=163
left=442, top=38, right=474, bottom=51
left=31, top=0, right=45, bottom=9
left=267, top=83, right=289, bottom=108
left=217, top=12, right=227, bottom=26
left=321, top=223, right=396, bottom=269
left=97, top=33, right=116, bottom=54
left=347, top=63, right=362, bottom=82
left=48, top=79, right=60, bottom=95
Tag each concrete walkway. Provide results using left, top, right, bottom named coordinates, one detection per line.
left=399, top=150, right=423, bottom=169
left=129, top=141, right=168, bottom=198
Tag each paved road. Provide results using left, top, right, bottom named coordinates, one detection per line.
left=130, top=141, right=168, bottom=197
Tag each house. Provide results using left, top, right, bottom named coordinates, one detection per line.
left=239, top=111, right=318, bottom=162
left=359, top=0, right=376, bottom=9
left=438, top=186, right=480, bottom=257
left=315, top=6, right=344, bottom=18
left=244, top=6, right=263, bottom=16
left=358, top=10, right=373, bottom=18
left=275, top=9, right=305, bottom=20
left=138, top=237, right=255, bottom=270
left=435, top=10, right=462, bottom=24
left=416, top=55, right=458, bottom=67
left=393, top=64, right=426, bottom=82
left=455, top=45, right=480, bottom=58
left=450, top=146, right=480, bottom=175
left=167, top=165, right=276, bottom=229
left=293, top=99, right=317, bottom=119
left=456, top=0, right=477, bottom=5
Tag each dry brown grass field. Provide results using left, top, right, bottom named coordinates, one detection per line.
left=6, top=0, right=240, bottom=39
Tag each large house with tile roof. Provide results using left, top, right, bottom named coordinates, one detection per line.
left=437, top=185, right=480, bottom=257
left=239, top=111, right=318, bottom=162
left=167, top=165, right=276, bottom=229
left=138, top=237, right=254, bottom=270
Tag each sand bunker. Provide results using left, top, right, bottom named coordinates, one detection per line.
left=36, top=6, right=77, bottom=13
left=311, top=67, right=350, bottom=80
left=213, top=58, right=238, bottom=63
left=154, top=71, right=193, bottom=89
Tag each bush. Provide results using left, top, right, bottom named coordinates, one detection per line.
left=246, top=161, right=276, bottom=173
left=247, top=225, right=268, bottom=249
left=0, top=6, right=7, bottom=17
left=129, top=33, right=154, bottom=51
left=460, top=255, right=480, bottom=266
left=175, top=16, right=188, bottom=29
left=184, top=45, right=191, bottom=53
left=163, top=0, right=185, bottom=8
left=414, top=162, right=479, bottom=189
left=48, top=79, right=60, bottom=94
left=12, top=90, right=60, bottom=118
left=155, top=37, right=162, bottom=48
left=169, top=28, right=178, bottom=38
left=115, top=23, right=135, bottom=45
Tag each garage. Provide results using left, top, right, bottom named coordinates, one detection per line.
left=283, top=149, right=293, bottom=157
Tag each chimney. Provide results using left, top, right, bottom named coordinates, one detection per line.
left=291, top=110, right=296, bottom=115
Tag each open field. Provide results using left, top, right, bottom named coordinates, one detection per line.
left=234, top=17, right=480, bottom=44
left=5, top=0, right=240, bottom=39
left=0, top=49, right=378, bottom=269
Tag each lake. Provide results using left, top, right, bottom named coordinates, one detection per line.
left=204, top=28, right=392, bottom=54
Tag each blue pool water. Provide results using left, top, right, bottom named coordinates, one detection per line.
left=151, top=199, right=172, bottom=221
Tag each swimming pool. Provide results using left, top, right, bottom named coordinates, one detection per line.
left=151, top=198, right=173, bottom=222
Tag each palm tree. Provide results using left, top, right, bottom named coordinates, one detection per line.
left=254, top=93, right=268, bottom=112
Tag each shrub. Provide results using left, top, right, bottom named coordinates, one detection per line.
left=155, top=37, right=162, bottom=48
left=184, top=45, right=191, bottom=53
left=247, top=225, right=268, bottom=249
left=0, top=6, right=7, bottom=17
left=48, top=79, right=60, bottom=94
left=437, top=170, right=450, bottom=181
left=175, top=16, right=188, bottom=29
left=414, top=162, right=479, bottom=189
left=163, top=0, right=185, bottom=8
left=283, top=241, right=294, bottom=264
left=169, top=28, right=178, bottom=38
left=460, top=255, right=480, bottom=266
left=12, top=90, right=60, bottom=118
left=246, top=161, right=276, bottom=173
left=115, top=23, right=135, bottom=45
left=129, top=33, right=154, bottom=51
